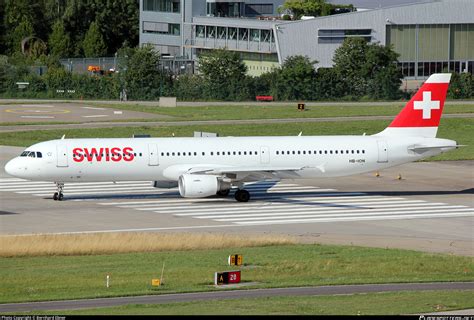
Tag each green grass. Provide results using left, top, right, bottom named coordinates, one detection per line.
left=1, top=118, right=472, bottom=160
left=91, top=102, right=474, bottom=122
left=20, top=290, right=474, bottom=315
left=0, top=244, right=472, bottom=304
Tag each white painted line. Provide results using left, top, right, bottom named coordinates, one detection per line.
left=114, top=111, right=123, bottom=115
left=82, top=115, right=109, bottom=118
left=174, top=201, right=435, bottom=217
left=20, top=116, right=55, bottom=119
left=210, top=206, right=470, bottom=222
left=136, top=198, right=414, bottom=212
left=3, top=183, right=156, bottom=192
left=234, top=211, right=474, bottom=225
left=81, top=107, right=106, bottom=110
left=21, top=105, right=54, bottom=108
left=98, top=192, right=368, bottom=206
left=19, top=212, right=473, bottom=235
left=112, top=195, right=388, bottom=208
left=189, top=204, right=465, bottom=219
left=32, top=189, right=179, bottom=196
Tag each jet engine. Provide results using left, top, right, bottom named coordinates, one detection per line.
left=178, top=174, right=228, bottom=198
left=152, top=181, right=178, bottom=189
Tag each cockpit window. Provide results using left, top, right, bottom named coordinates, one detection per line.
left=36, top=152, right=42, bottom=158
left=28, top=152, right=36, bottom=158
left=20, top=151, right=30, bottom=157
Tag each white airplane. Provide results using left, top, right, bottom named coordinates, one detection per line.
left=5, top=73, right=460, bottom=202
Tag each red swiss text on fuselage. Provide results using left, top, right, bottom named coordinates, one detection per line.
left=73, top=147, right=135, bottom=162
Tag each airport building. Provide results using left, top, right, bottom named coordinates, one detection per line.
left=139, top=0, right=474, bottom=79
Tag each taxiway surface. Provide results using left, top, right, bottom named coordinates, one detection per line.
left=1, top=146, right=472, bottom=256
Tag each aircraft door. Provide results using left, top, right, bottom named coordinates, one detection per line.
left=377, top=140, right=388, bottom=163
left=260, top=146, right=270, bottom=164
left=56, top=144, right=68, bottom=167
left=148, top=144, right=159, bottom=166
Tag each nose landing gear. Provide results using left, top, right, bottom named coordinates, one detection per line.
left=53, top=182, right=64, bottom=201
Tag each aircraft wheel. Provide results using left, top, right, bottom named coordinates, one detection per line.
left=235, top=189, right=250, bottom=202
left=58, top=193, right=64, bottom=201
left=53, top=192, right=58, bottom=201
left=217, top=189, right=230, bottom=197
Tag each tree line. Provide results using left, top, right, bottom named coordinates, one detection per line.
left=1, top=38, right=472, bottom=101
left=1, top=0, right=138, bottom=58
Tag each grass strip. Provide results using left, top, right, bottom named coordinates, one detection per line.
left=18, top=290, right=474, bottom=315
left=1, top=243, right=472, bottom=304
left=0, top=233, right=295, bottom=257
left=90, top=103, right=474, bottom=122
left=0, top=118, right=472, bottom=160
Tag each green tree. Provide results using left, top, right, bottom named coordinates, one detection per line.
left=448, top=72, right=474, bottom=99
left=48, top=20, right=71, bottom=58
left=272, top=55, right=317, bottom=101
left=82, top=21, right=107, bottom=57
left=281, top=0, right=353, bottom=19
left=333, top=38, right=402, bottom=99
left=198, top=49, right=249, bottom=100
left=9, top=17, right=34, bottom=54
left=123, top=45, right=163, bottom=100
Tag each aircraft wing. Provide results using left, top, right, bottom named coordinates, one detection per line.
left=187, top=166, right=305, bottom=181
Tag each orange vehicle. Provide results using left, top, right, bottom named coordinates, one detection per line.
left=87, top=65, right=101, bottom=73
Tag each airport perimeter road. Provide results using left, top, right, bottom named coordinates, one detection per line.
left=0, top=282, right=472, bottom=313
left=1, top=146, right=472, bottom=256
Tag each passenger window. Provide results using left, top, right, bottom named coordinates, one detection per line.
left=324, top=151, right=328, bottom=154
left=172, top=152, right=175, bottom=156
left=276, top=151, right=279, bottom=155
left=362, top=150, right=365, bottom=154
left=202, top=152, right=205, bottom=156
left=244, top=151, right=247, bottom=155
left=330, top=151, right=333, bottom=154
left=335, top=150, right=338, bottom=154
left=140, top=153, right=142, bottom=157
left=211, top=152, right=214, bottom=156
left=297, top=151, right=301, bottom=155
left=357, top=150, right=360, bottom=154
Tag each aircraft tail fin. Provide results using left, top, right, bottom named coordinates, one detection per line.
left=375, top=73, right=451, bottom=138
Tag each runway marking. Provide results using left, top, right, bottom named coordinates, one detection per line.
left=0, top=178, right=472, bottom=227
left=81, top=107, right=106, bottom=110
left=21, top=105, right=55, bottom=108
left=82, top=115, right=109, bottom=118
left=20, top=116, right=55, bottom=119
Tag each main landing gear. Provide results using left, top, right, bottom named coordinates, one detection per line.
left=234, top=189, right=250, bottom=202
left=53, top=182, right=64, bottom=201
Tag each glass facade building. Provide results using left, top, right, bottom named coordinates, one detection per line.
left=387, top=24, right=473, bottom=78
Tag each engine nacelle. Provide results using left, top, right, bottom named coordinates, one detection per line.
left=178, top=174, right=221, bottom=198
left=152, top=181, right=179, bottom=189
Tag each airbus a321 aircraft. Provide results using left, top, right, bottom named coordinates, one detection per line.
left=5, top=73, right=459, bottom=202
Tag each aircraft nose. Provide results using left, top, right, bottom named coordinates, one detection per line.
left=4, top=158, right=22, bottom=178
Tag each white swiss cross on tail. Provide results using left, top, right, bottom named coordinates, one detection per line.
left=376, top=73, right=451, bottom=138
left=413, top=91, right=440, bottom=120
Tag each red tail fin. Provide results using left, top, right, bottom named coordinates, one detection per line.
left=376, top=73, right=451, bottom=138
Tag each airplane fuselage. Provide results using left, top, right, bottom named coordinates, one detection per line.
left=6, top=135, right=455, bottom=183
